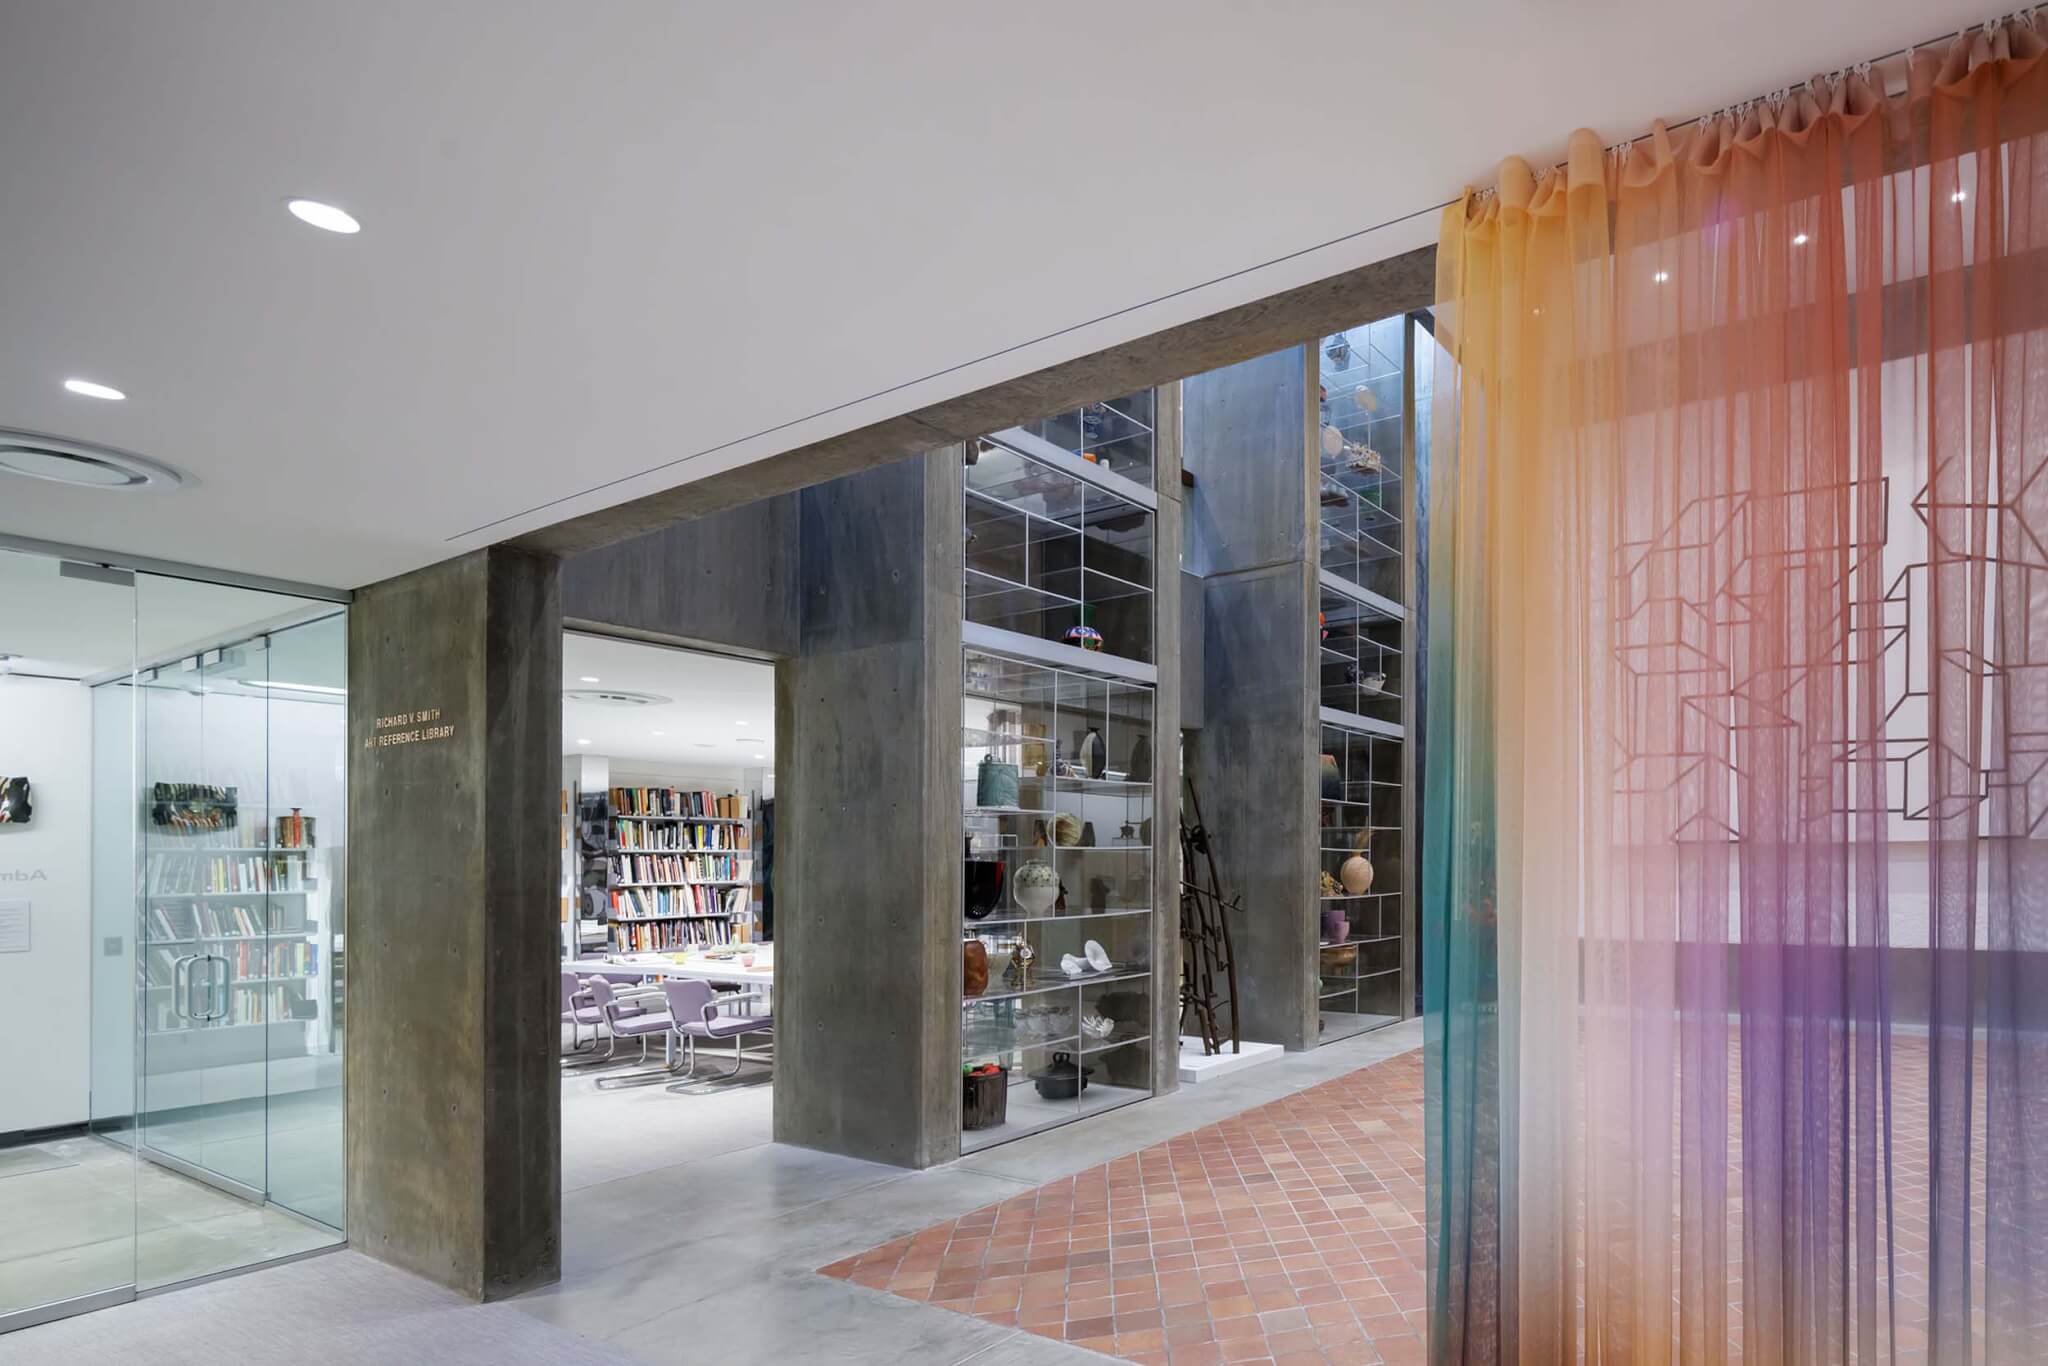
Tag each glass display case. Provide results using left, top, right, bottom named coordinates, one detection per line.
left=1010, top=390, right=1158, bottom=487
left=1317, top=316, right=1406, bottom=602
left=964, top=436, right=1155, bottom=663
left=1319, top=584, right=1402, bottom=728
left=1317, top=723, right=1404, bottom=1040
left=960, top=647, right=1155, bottom=1151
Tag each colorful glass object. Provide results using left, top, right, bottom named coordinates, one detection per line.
left=1064, top=625, right=1103, bottom=652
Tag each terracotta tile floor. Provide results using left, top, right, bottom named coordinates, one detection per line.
left=822, top=1050, right=1428, bottom=1366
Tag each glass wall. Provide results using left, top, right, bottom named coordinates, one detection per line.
left=0, top=548, right=347, bottom=1334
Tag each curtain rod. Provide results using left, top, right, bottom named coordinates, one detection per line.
left=1467, top=4, right=2043, bottom=199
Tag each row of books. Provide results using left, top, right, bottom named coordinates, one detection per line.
left=141, top=940, right=318, bottom=984
left=608, top=917, right=739, bottom=952
left=147, top=984, right=312, bottom=1030
left=609, top=852, right=751, bottom=886
left=609, top=884, right=750, bottom=921
left=149, top=901, right=273, bottom=939
left=610, top=787, right=746, bottom=820
left=613, top=819, right=751, bottom=852
left=146, top=854, right=307, bottom=895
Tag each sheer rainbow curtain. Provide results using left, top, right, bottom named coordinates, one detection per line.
left=1424, top=17, right=2048, bottom=1364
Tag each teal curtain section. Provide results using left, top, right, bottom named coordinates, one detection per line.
left=1422, top=337, right=1502, bottom=1364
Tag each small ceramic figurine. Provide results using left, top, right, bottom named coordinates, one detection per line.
left=1362, top=672, right=1387, bottom=696
left=1085, top=939, right=1112, bottom=972
left=1321, top=424, right=1345, bottom=458
left=1004, top=940, right=1036, bottom=988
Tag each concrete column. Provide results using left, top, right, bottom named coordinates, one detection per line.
left=1148, top=384, right=1187, bottom=1089
left=773, top=452, right=964, bottom=1167
left=345, top=547, right=562, bottom=1299
left=1182, top=347, right=1321, bottom=1051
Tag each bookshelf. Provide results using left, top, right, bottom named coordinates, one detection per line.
left=581, top=786, right=757, bottom=953
left=140, top=788, right=331, bottom=1047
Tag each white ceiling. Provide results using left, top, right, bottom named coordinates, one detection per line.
left=563, top=632, right=773, bottom=771
left=0, top=1, right=1985, bottom=589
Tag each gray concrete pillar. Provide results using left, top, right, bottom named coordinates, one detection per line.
left=773, top=452, right=964, bottom=1167
left=1182, top=347, right=1321, bottom=1051
left=345, top=547, right=562, bottom=1299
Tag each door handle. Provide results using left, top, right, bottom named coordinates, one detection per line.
left=173, top=953, right=200, bottom=1020
left=205, top=954, right=230, bottom=1022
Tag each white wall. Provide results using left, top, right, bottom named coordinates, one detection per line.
left=0, top=675, right=94, bottom=1133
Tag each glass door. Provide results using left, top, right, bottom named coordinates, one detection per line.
left=130, top=573, right=345, bottom=1289
left=137, top=637, right=273, bottom=1202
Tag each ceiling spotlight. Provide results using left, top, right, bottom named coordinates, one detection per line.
left=652, top=729, right=665, bottom=736
left=63, top=378, right=125, bottom=401
left=579, top=676, right=600, bottom=683
left=576, top=737, right=591, bottom=746
left=1792, top=232, right=1810, bottom=246
left=1652, top=270, right=1671, bottom=284
left=735, top=720, right=750, bottom=727
left=287, top=198, right=361, bottom=234
left=753, top=753, right=766, bottom=760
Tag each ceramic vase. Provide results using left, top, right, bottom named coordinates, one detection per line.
left=1320, top=754, right=1343, bottom=800
left=1321, top=906, right=1350, bottom=944
left=963, top=940, right=989, bottom=998
left=1340, top=851, right=1375, bottom=895
left=1078, top=728, right=1106, bottom=779
left=1013, top=859, right=1059, bottom=915
left=975, top=754, right=1020, bottom=808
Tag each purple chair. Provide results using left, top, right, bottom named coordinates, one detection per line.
left=662, top=978, right=773, bottom=1078
left=561, top=970, right=604, bottom=1054
left=584, top=977, right=675, bottom=1063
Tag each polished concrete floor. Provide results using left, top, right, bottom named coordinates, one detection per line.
left=4, top=1023, right=1423, bottom=1365
left=0, top=1126, right=340, bottom=1319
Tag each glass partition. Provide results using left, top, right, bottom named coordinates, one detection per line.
left=0, top=547, right=348, bottom=1337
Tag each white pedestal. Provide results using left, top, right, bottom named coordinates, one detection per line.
left=1177, top=1036, right=1285, bottom=1084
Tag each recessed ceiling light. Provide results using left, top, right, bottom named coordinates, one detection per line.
left=63, top=378, right=124, bottom=401
left=576, top=737, right=591, bottom=745
left=287, top=198, right=361, bottom=234
left=579, top=676, right=600, bottom=683
left=735, top=720, right=750, bottom=727
left=0, top=429, right=184, bottom=491
left=652, top=730, right=665, bottom=736
left=753, top=753, right=766, bottom=760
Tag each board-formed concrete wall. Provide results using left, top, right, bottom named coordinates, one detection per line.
left=346, top=547, right=562, bottom=1299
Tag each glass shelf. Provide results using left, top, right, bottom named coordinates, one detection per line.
left=961, top=639, right=1156, bottom=1151
left=1318, top=316, right=1407, bottom=601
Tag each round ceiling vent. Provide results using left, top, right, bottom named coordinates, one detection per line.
left=564, top=687, right=671, bottom=707
left=0, top=429, right=184, bottom=491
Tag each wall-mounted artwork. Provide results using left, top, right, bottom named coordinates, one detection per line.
left=0, top=776, right=31, bottom=825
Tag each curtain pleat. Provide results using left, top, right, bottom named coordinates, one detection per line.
left=1424, top=16, right=2048, bottom=1364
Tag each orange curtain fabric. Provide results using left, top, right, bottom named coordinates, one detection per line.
left=1426, top=17, right=2048, bottom=1364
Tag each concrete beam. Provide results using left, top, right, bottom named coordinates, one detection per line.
left=345, top=547, right=562, bottom=1300
left=510, top=247, right=1433, bottom=558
